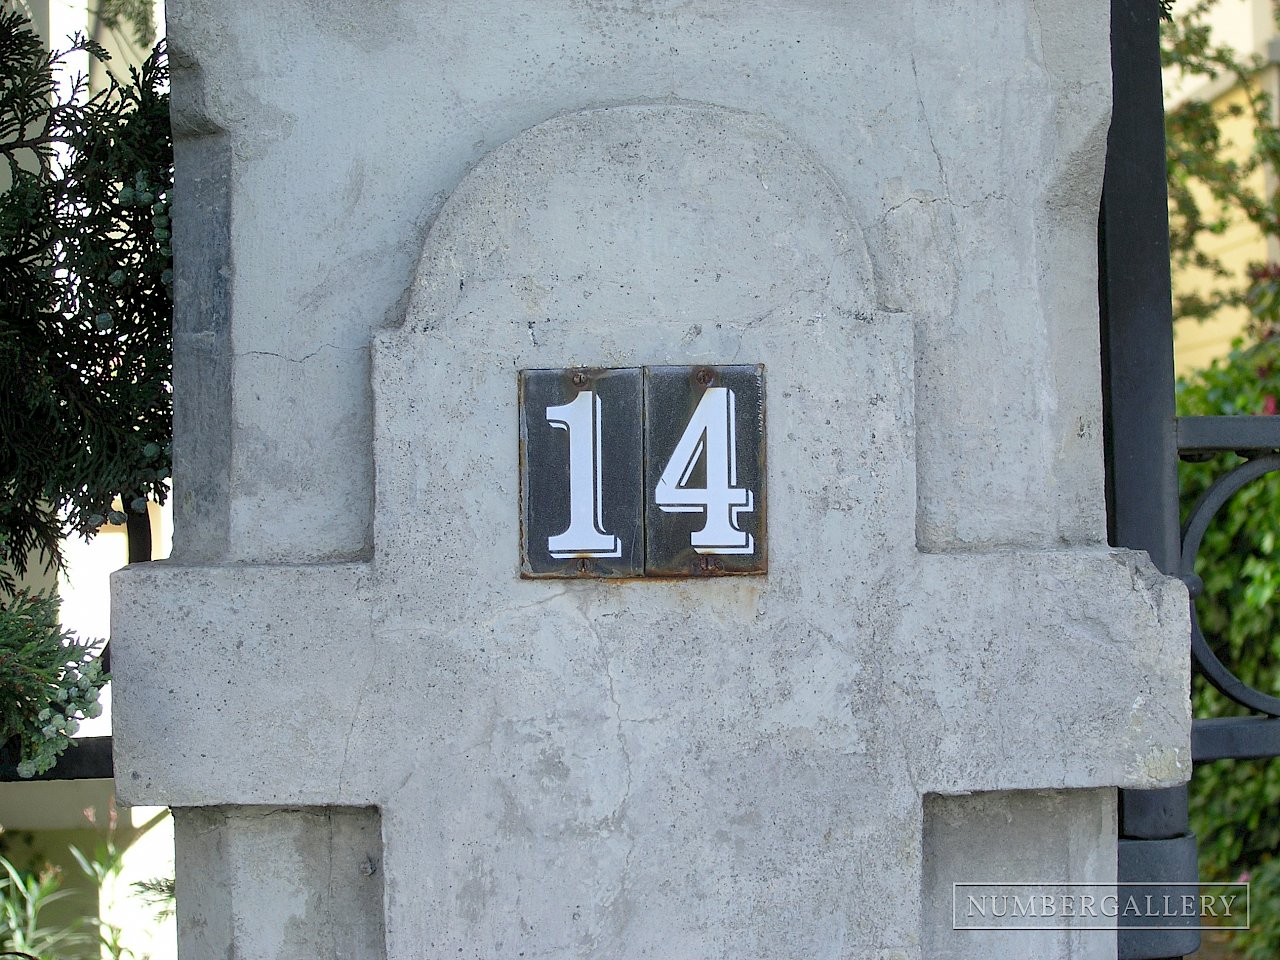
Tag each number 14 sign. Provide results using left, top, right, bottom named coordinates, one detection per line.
left=519, top=365, right=766, bottom=578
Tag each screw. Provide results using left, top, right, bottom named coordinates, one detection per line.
left=696, top=369, right=714, bottom=385
left=572, top=371, right=588, bottom=386
left=578, top=559, right=588, bottom=573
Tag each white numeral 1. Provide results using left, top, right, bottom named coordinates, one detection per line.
left=545, top=391, right=622, bottom=559
left=654, top=387, right=755, bottom=554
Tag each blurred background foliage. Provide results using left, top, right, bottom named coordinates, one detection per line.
left=1166, top=2, right=1280, bottom=956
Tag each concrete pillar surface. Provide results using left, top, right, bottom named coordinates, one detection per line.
left=114, top=3, right=1190, bottom=958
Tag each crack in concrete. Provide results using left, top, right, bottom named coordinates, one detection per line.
left=1027, top=0, right=1049, bottom=76
left=337, top=601, right=378, bottom=798
left=475, top=587, right=570, bottom=633
left=605, top=655, right=637, bottom=915
left=578, top=598, right=636, bottom=930
left=604, top=658, right=634, bottom=820
left=908, top=52, right=950, bottom=204
left=239, top=343, right=368, bottom=364
left=879, top=191, right=1016, bottom=227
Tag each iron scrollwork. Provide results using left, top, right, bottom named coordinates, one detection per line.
left=1180, top=452, right=1280, bottom=717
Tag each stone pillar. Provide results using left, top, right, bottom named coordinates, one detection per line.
left=114, top=3, right=1189, bottom=959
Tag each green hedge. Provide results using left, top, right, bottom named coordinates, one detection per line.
left=1180, top=337, right=1280, bottom=958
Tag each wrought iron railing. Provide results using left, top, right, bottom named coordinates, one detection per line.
left=1179, top=419, right=1280, bottom=762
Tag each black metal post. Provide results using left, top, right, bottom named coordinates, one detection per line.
left=125, top=507, right=152, bottom=564
left=1100, top=0, right=1180, bottom=574
left=1100, top=2, right=1198, bottom=958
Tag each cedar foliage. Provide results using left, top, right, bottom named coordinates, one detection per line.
left=0, top=11, right=172, bottom=590
left=0, top=11, right=171, bottom=776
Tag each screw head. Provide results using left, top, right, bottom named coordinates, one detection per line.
left=572, top=371, right=588, bottom=386
left=696, top=368, right=714, bottom=385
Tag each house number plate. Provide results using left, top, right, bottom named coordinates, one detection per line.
left=519, top=365, right=766, bottom=578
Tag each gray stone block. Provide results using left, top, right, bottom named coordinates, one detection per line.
left=115, top=86, right=1184, bottom=958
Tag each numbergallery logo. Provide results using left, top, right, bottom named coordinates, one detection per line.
left=952, top=882, right=1249, bottom=931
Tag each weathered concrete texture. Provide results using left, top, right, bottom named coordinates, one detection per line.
left=173, top=807, right=385, bottom=960
left=168, top=129, right=232, bottom=563
left=125, top=0, right=1186, bottom=956
left=113, top=565, right=377, bottom=807
left=113, top=554, right=1187, bottom=808
left=115, top=100, right=1188, bottom=960
left=161, top=0, right=1113, bottom=562
left=922, top=789, right=1117, bottom=960
left=895, top=552, right=1190, bottom=795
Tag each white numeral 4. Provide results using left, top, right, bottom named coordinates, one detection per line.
left=545, top=391, right=622, bottom=559
left=654, top=387, right=754, bottom=554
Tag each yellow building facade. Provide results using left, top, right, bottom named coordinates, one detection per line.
left=1168, top=0, right=1280, bottom=374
